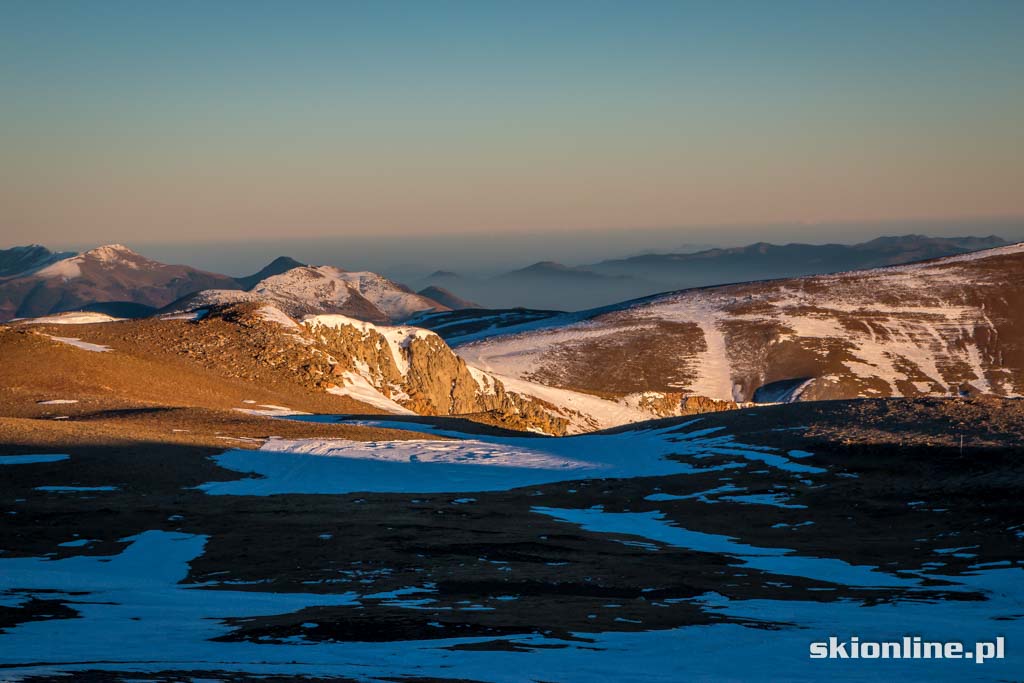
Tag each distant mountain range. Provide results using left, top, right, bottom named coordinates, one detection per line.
left=588, top=234, right=1009, bottom=284
left=0, top=234, right=1012, bottom=322
left=0, top=245, right=475, bottom=323
left=421, top=234, right=1009, bottom=310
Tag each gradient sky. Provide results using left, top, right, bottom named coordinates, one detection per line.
left=2, top=0, right=1023, bottom=251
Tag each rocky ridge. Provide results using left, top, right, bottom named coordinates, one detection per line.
left=166, top=304, right=571, bottom=434
left=168, top=266, right=449, bottom=324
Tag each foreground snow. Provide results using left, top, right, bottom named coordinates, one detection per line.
left=0, top=454, right=69, bottom=465
left=200, top=419, right=812, bottom=495
left=1, top=416, right=1020, bottom=681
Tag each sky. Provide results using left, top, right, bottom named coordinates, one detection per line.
left=2, top=0, right=1023, bottom=271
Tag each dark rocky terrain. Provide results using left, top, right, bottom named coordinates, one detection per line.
left=0, top=397, right=1020, bottom=680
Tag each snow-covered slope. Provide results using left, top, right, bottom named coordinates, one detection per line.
left=170, top=266, right=449, bottom=324
left=458, top=242, right=1024, bottom=405
left=333, top=270, right=449, bottom=320
left=0, top=244, right=75, bottom=278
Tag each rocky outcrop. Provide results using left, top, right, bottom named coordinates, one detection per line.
left=166, top=305, right=571, bottom=434
left=624, top=392, right=737, bottom=417
left=302, top=314, right=569, bottom=434
left=680, top=395, right=738, bottom=414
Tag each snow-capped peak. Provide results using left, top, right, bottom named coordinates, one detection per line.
left=247, top=265, right=448, bottom=322
left=34, top=244, right=150, bottom=279
left=82, top=244, right=142, bottom=262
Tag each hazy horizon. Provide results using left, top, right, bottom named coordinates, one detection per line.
left=18, top=217, right=1019, bottom=281
left=4, top=1, right=1023, bottom=256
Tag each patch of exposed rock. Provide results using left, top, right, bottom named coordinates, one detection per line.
left=174, top=305, right=571, bottom=435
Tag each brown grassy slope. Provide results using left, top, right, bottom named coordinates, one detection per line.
left=0, top=321, right=376, bottom=420
left=2, top=309, right=574, bottom=435
left=0, top=320, right=453, bottom=450
left=0, top=409, right=439, bottom=454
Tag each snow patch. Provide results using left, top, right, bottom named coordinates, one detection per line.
left=34, top=259, right=82, bottom=279
left=202, top=419, right=816, bottom=495
left=35, top=486, right=118, bottom=492
left=233, top=404, right=311, bottom=417
left=534, top=507, right=919, bottom=588
left=326, top=374, right=415, bottom=415
left=256, top=305, right=298, bottom=328
left=46, top=336, right=111, bottom=353
left=160, top=309, right=208, bottom=321
left=21, top=312, right=122, bottom=325
left=0, top=454, right=70, bottom=465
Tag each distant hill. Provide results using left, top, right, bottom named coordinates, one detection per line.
left=426, top=261, right=655, bottom=311
left=418, top=235, right=1010, bottom=311
left=0, top=244, right=241, bottom=321
left=587, top=234, right=1009, bottom=288
left=235, top=256, right=306, bottom=290
left=0, top=245, right=75, bottom=278
left=167, top=265, right=450, bottom=323
left=416, top=285, right=480, bottom=310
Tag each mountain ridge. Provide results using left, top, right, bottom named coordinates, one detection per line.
left=0, top=244, right=76, bottom=279
left=417, top=234, right=1010, bottom=310
left=457, top=241, right=1024, bottom=408
left=166, top=265, right=450, bottom=324
left=0, top=244, right=241, bottom=321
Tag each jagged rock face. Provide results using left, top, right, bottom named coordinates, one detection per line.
left=302, top=315, right=569, bottom=434
left=166, top=306, right=570, bottom=434
left=619, top=392, right=736, bottom=417
left=458, top=243, right=1024, bottom=405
